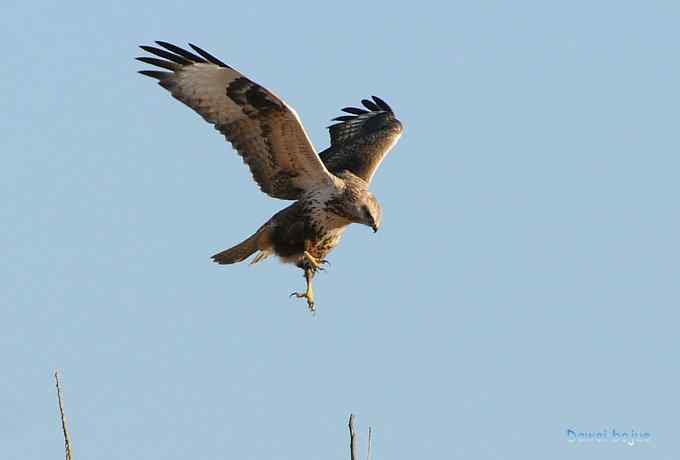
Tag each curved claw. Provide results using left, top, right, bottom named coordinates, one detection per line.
left=307, top=259, right=330, bottom=273
left=302, top=251, right=331, bottom=272
left=290, top=292, right=315, bottom=312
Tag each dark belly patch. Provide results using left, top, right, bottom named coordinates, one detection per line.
left=271, top=220, right=307, bottom=258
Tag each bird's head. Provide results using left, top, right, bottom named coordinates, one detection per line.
left=333, top=172, right=383, bottom=232
left=359, top=192, right=382, bottom=233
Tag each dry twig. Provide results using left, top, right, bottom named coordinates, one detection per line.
left=54, top=370, right=73, bottom=460
left=349, top=414, right=373, bottom=460
left=349, top=414, right=358, bottom=460
left=367, top=426, right=373, bottom=460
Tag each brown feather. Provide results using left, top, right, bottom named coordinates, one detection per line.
left=138, top=42, right=336, bottom=200
left=211, top=225, right=272, bottom=264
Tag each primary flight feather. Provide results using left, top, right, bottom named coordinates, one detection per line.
left=137, top=41, right=403, bottom=311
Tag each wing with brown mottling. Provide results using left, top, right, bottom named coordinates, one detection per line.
left=320, top=96, right=403, bottom=184
left=137, top=41, right=336, bottom=199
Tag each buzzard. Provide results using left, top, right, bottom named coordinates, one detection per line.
left=137, top=41, right=403, bottom=311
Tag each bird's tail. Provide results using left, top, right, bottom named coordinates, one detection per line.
left=211, top=225, right=272, bottom=265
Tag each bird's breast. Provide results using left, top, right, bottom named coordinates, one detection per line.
left=308, top=227, right=346, bottom=260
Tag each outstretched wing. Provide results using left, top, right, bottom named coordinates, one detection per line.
left=319, top=96, right=403, bottom=184
left=137, top=41, right=336, bottom=200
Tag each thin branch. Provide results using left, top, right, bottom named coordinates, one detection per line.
left=349, top=414, right=358, bottom=460
left=54, top=370, right=73, bottom=460
left=367, top=426, right=372, bottom=460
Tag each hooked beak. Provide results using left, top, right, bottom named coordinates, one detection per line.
left=371, top=224, right=379, bottom=233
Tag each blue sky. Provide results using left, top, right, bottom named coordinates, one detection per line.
left=2, top=1, right=678, bottom=459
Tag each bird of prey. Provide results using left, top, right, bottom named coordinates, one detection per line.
left=137, top=41, right=403, bottom=311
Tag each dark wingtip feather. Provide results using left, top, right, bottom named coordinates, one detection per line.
left=140, top=45, right=190, bottom=65
left=361, top=98, right=380, bottom=111
left=138, top=70, right=171, bottom=80
left=371, top=95, right=393, bottom=113
left=329, top=96, right=396, bottom=131
left=136, top=56, right=178, bottom=71
left=155, top=41, right=207, bottom=63
left=188, top=43, right=229, bottom=68
left=341, top=107, right=368, bottom=115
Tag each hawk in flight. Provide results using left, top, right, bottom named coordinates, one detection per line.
left=137, top=41, right=403, bottom=311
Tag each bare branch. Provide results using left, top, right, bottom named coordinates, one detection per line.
left=54, top=370, right=73, bottom=460
left=367, top=426, right=372, bottom=460
left=349, top=414, right=358, bottom=460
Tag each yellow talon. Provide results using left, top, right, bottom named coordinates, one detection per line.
left=290, top=268, right=316, bottom=312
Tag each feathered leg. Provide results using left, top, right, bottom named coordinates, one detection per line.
left=290, top=267, right=316, bottom=312
left=301, top=238, right=329, bottom=271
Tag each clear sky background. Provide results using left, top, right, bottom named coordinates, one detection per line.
left=2, top=1, right=678, bottom=459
